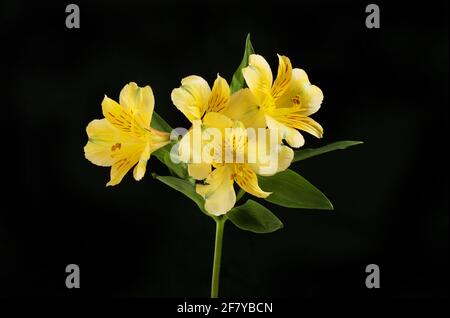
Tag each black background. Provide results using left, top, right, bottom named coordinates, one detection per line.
left=1, top=0, right=448, bottom=299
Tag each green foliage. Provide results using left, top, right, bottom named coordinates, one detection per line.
left=150, top=111, right=172, bottom=132
left=230, top=34, right=255, bottom=93
left=156, top=176, right=209, bottom=216
left=227, top=200, right=283, bottom=233
left=293, top=141, right=363, bottom=162
left=259, top=169, right=333, bottom=210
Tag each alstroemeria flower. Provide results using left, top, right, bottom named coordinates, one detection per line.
left=223, top=54, right=324, bottom=147
left=171, top=75, right=231, bottom=180
left=195, top=112, right=293, bottom=216
left=84, top=82, right=170, bottom=186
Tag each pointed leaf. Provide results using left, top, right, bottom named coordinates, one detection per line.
left=230, top=34, right=255, bottom=93
left=293, top=141, right=363, bottom=162
left=258, top=169, right=333, bottom=210
left=163, top=151, right=188, bottom=179
left=156, top=176, right=209, bottom=215
left=152, top=142, right=187, bottom=179
left=151, top=111, right=172, bottom=133
left=227, top=199, right=283, bottom=233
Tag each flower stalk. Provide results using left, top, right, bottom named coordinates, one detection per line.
left=211, top=216, right=226, bottom=298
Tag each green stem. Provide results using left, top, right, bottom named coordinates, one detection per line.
left=211, top=216, right=226, bottom=298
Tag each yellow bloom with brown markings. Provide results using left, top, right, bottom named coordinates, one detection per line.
left=193, top=112, right=293, bottom=216
left=84, top=82, right=170, bottom=186
left=224, top=54, right=324, bottom=148
left=171, top=74, right=231, bottom=180
left=171, top=75, right=294, bottom=215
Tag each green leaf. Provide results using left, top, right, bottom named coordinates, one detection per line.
left=163, top=151, right=188, bottom=179
left=258, top=169, right=333, bottom=210
left=293, top=140, right=363, bottom=162
left=152, top=143, right=170, bottom=163
left=230, top=34, right=255, bottom=93
left=151, top=111, right=172, bottom=133
left=152, top=143, right=187, bottom=179
left=227, top=199, right=283, bottom=233
left=156, top=176, right=209, bottom=216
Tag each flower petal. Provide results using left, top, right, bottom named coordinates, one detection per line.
left=234, top=164, right=271, bottom=198
left=276, top=68, right=323, bottom=116
left=178, top=117, right=207, bottom=164
left=107, top=150, right=142, bottom=186
left=248, top=139, right=294, bottom=177
left=270, top=107, right=324, bottom=138
left=206, top=75, right=230, bottom=114
left=171, top=75, right=211, bottom=122
left=101, top=95, right=146, bottom=137
left=133, top=130, right=170, bottom=181
left=223, top=88, right=266, bottom=128
left=84, top=119, right=119, bottom=167
left=178, top=129, right=194, bottom=163
left=84, top=119, right=142, bottom=167
left=188, top=163, right=212, bottom=180
left=242, top=54, right=274, bottom=108
left=290, top=115, right=324, bottom=138
left=276, top=145, right=294, bottom=173
left=196, top=165, right=236, bottom=215
left=224, top=121, right=247, bottom=164
left=203, top=112, right=234, bottom=131
left=266, top=115, right=305, bottom=148
left=133, top=142, right=151, bottom=181
left=271, top=55, right=293, bottom=101
left=119, top=82, right=155, bottom=128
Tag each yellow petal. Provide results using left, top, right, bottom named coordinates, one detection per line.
left=133, top=130, right=169, bottom=181
left=223, top=88, right=266, bottom=128
left=119, top=82, right=154, bottom=128
left=133, top=142, right=152, bottom=181
left=196, top=166, right=236, bottom=215
left=107, top=149, right=142, bottom=186
left=203, top=112, right=234, bottom=131
left=84, top=119, right=142, bottom=167
left=275, top=145, right=294, bottom=173
left=84, top=119, right=118, bottom=167
left=290, top=116, right=323, bottom=138
left=101, top=95, right=146, bottom=137
left=203, top=113, right=234, bottom=164
left=276, top=68, right=323, bottom=116
left=188, top=163, right=212, bottom=180
left=248, top=130, right=294, bottom=176
left=206, top=75, right=230, bottom=114
left=271, top=55, right=293, bottom=101
left=270, top=108, right=323, bottom=138
left=266, top=115, right=305, bottom=148
left=234, top=164, right=271, bottom=198
left=242, top=54, right=274, bottom=108
left=171, top=75, right=211, bottom=122
left=224, top=121, right=247, bottom=164
left=178, top=129, right=194, bottom=163
left=285, top=129, right=304, bottom=148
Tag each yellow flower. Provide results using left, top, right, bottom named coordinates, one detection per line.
left=84, top=82, right=170, bottom=186
left=171, top=74, right=231, bottom=180
left=171, top=74, right=230, bottom=122
left=195, top=112, right=293, bottom=216
left=223, top=54, right=324, bottom=147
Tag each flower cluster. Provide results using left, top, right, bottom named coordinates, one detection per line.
left=83, top=36, right=364, bottom=298
left=84, top=54, right=323, bottom=216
